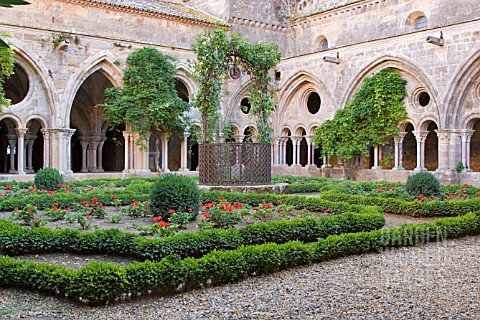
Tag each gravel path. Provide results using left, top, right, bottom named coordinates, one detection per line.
left=1, top=234, right=478, bottom=319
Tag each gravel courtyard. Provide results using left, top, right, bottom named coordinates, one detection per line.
left=1, top=234, right=478, bottom=319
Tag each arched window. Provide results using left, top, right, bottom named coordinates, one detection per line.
left=414, top=16, right=428, bottom=30
left=320, top=39, right=329, bottom=51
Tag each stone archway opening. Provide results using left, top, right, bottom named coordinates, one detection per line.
left=0, top=118, right=18, bottom=173
left=402, top=123, right=417, bottom=170
left=70, top=70, right=124, bottom=173
left=469, top=120, right=480, bottom=172
left=25, top=119, right=44, bottom=173
left=425, top=122, right=438, bottom=171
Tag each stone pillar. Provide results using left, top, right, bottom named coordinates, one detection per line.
left=97, top=137, right=106, bottom=172
left=372, top=145, right=381, bottom=169
left=435, top=129, right=452, bottom=173
left=122, top=131, right=130, bottom=173
left=41, top=129, right=50, bottom=168
left=282, top=138, right=288, bottom=165
left=180, top=132, right=190, bottom=171
left=460, top=130, right=474, bottom=172
left=26, top=138, right=35, bottom=173
left=413, top=130, right=428, bottom=172
left=7, top=136, right=17, bottom=173
left=273, top=138, right=280, bottom=166
left=89, top=137, right=100, bottom=172
left=129, top=133, right=135, bottom=172
left=78, top=137, right=89, bottom=173
left=16, top=128, right=27, bottom=175
left=291, top=136, right=301, bottom=166
left=305, top=137, right=312, bottom=166
left=321, top=155, right=331, bottom=168
left=393, top=132, right=406, bottom=170
left=159, top=132, right=170, bottom=172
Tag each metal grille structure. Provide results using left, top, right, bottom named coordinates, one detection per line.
left=199, top=143, right=271, bottom=186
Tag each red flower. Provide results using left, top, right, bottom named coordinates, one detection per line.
left=276, top=199, right=283, bottom=204
left=153, top=216, right=162, bottom=223
left=323, top=209, right=329, bottom=213
left=58, top=183, right=63, bottom=188
left=188, top=207, right=193, bottom=211
left=27, top=210, right=32, bottom=214
left=253, top=207, right=258, bottom=211
left=219, top=196, right=224, bottom=201
left=85, top=216, right=90, bottom=219
left=378, top=190, right=383, bottom=193
left=111, top=195, right=117, bottom=200
left=201, top=218, right=205, bottom=223
left=203, top=212, right=211, bottom=219
left=91, top=197, right=99, bottom=204
left=159, top=221, right=170, bottom=228
left=463, top=183, right=468, bottom=187
left=33, top=217, right=39, bottom=221
left=72, top=181, right=76, bottom=185
left=226, top=204, right=233, bottom=212
left=169, top=209, right=175, bottom=214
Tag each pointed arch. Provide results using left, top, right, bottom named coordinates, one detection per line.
left=444, top=49, right=480, bottom=128
left=340, top=54, right=441, bottom=126
left=277, top=70, right=336, bottom=114
left=7, top=41, right=57, bottom=127
left=175, top=61, right=198, bottom=97
left=63, top=51, right=123, bottom=127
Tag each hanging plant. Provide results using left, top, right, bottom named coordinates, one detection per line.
left=0, top=31, right=14, bottom=111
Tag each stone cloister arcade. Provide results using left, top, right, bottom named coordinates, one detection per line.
left=1, top=43, right=480, bottom=185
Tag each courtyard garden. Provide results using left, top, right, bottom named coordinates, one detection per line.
left=0, top=169, right=479, bottom=308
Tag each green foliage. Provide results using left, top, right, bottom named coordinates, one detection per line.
left=101, top=48, right=189, bottom=147
left=456, top=162, right=465, bottom=173
left=314, top=70, right=408, bottom=164
left=0, top=0, right=30, bottom=8
left=168, top=211, right=192, bottom=228
left=191, top=25, right=281, bottom=143
left=34, top=167, right=64, bottom=191
left=405, top=171, right=441, bottom=198
left=0, top=212, right=478, bottom=305
left=149, top=174, right=201, bottom=219
left=0, top=32, right=14, bottom=111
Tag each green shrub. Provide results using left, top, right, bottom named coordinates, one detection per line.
left=405, top=171, right=440, bottom=198
left=150, top=174, right=201, bottom=219
left=34, top=167, right=64, bottom=191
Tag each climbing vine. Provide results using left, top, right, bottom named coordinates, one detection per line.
left=101, top=48, right=189, bottom=147
left=191, top=25, right=281, bottom=143
left=314, top=69, right=408, bottom=165
left=0, top=31, right=14, bottom=111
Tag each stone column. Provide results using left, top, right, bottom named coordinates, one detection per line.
left=291, top=136, right=301, bottom=166
left=63, top=129, right=75, bottom=174
left=372, top=145, right=381, bottom=169
left=413, top=130, right=428, bottom=172
left=180, top=132, right=190, bottom=171
left=273, top=138, right=280, bottom=165
left=159, top=132, right=170, bottom=173
left=321, top=156, right=331, bottom=168
left=234, top=135, right=244, bottom=143
left=393, top=133, right=406, bottom=170
left=40, top=129, right=50, bottom=168
left=78, top=137, right=89, bottom=173
left=305, top=137, right=312, bottom=166
left=7, top=136, right=17, bottom=173
left=122, top=131, right=130, bottom=173
left=460, top=130, right=474, bottom=172
left=16, top=128, right=26, bottom=175
left=281, top=137, right=288, bottom=165
left=435, top=129, right=452, bottom=173
left=97, top=137, right=106, bottom=172
left=89, top=137, right=100, bottom=172
left=26, top=138, right=35, bottom=173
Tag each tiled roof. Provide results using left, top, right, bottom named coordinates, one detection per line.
left=83, top=0, right=219, bottom=24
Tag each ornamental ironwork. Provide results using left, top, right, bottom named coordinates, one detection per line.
left=199, top=142, right=271, bottom=186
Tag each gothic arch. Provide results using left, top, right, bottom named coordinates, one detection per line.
left=63, top=51, right=123, bottom=126
left=341, top=54, right=441, bottom=126
left=444, top=49, right=480, bottom=128
left=175, top=62, right=198, bottom=97
left=7, top=42, right=57, bottom=125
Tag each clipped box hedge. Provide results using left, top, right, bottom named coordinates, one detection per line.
left=0, top=206, right=384, bottom=260
left=1, top=212, right=478, bottom=305
left=320, top=191, right=480, bottom=217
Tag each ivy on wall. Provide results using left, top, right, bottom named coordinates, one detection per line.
left=314, top=69, right=408, bottom=165
left=101, top=48, right=189, bottom=146
left=191, top=25, right=281, bottom=143
left=0, top=31, right=14, bottom=111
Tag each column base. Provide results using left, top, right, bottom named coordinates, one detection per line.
left=371, top=166, right=382, bottom=170
left=80, top=169, right=88, bottom=173
left=178, top=168, right=190, bottom=172
left=8, top=169, right=17, bottom=174
left=161, top=168, right=171, bottom=173
left=17, top=170, right=26, bottom=175
left=321, top=165, right=332, bottom=169
left=392, top=166, right=405, bottom=171
left=291, top=164, right=301, bottom=167
left=413, top=167, right=427, bottom=173
left=463, top=169, right=473, bottom=172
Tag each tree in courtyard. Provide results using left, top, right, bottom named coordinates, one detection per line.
left=314, top=69, right=408, bottom=166
left=101, top=47, right=190, bottom=146
left=0, top=31, right=14, bottom=111
left=191, top=25, right=281, bottom=143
